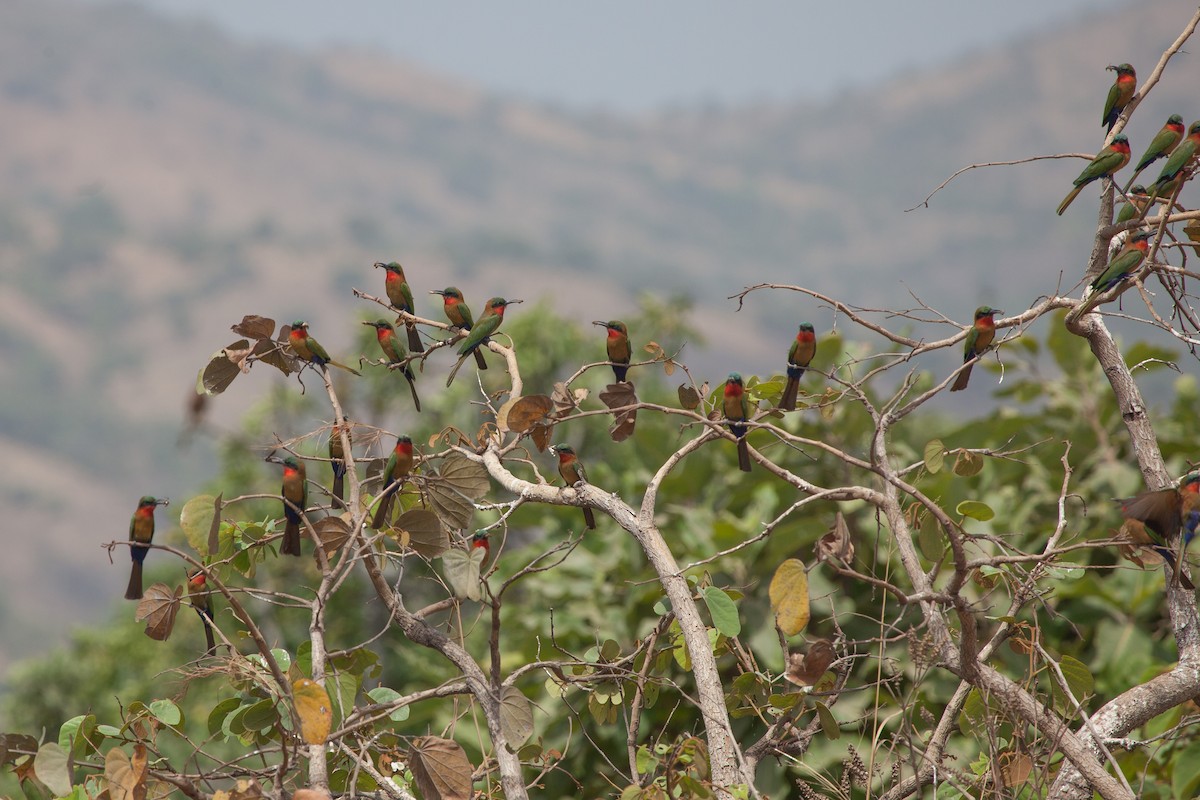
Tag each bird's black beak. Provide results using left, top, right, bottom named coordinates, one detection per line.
left=591, top=320, right=608, bottom=328
left=361, top=321, right=375, bottom=327
left=156, top=498, right=170, bottom=507
left=373, top=261, right=386, bottom=269
left=430, top=290, right=446, bottom=296
left=1106, top=64, right=1118, bottom=71
left=507, top=299, right=524, bottom=304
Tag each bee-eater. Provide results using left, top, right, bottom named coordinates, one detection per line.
left=371, top=435, right=414, bottom=529
left=950, top=307, right=1002, bottom=392
left=552, top=444, right=596, bottom=530
left=432, top=288, right=488, bottom=369
left=1126, top=114, right=1185, bottom=189
left=328, top=419, right=351, bottom=507
left=779, top=323, right=817, bottom=411
left=1057, top=135, right=1131, bottom=215
left=1115, top=185, right=1149, bottom=224
left=288, top=321, right=361, bottom=375
left=1090, top=230, right=1153, bottom=295
left=1146, top=121, right=1200, bottom=205
left=375, top=261, right=424, bottom=353
left=471, top=530, right=491, bottom=563
left=723, top=373, right=752, bottom=472
left=1118, top=473, right=1200, bottom=589
left=125, top=496, right=169, bottom=600
left=279, top=456, right=306, bottom=556
left=362, top=320, right=422, bottom=411
left=446, top=297, right=522, bottom=387
left=592, top=320, right=631, bottom=383
left=186, top=568, right=216, bottom=656
left=1102, top=63, right=1136, bottom=132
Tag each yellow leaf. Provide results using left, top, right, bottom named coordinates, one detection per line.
left=768, top=559, right=810, bottom=636
left=292, top=679, right=332, bottom=745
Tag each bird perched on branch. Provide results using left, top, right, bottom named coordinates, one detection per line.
left=271, top=455, right=306, bottom=556
left=723, top=373, right=753, bottom=472
left=951, top=307, right=1001, bottom=392
left=432, top=287, right=488, bottom=370
left=1146, top=121, right=1200, bottom=206
left=187, top=568, right=217, bottom=656
left=592, top=320, right=632, bottom=384
left=446, top=297, right=521, bottom=386
left=1117, top=473, right=1200, bottom=589
left=1115, top=185, right=1149, bottom=224
left=1057, top=135, right=1131, bottom=215
left=362, top=320, right=421, bottom=411
left=779, top=323, right=817, bottom=411
left=1089, top=230, right=1153, bottom=296
left=552, top=444, right=596, bottom=530
left=1126, top=114, right=1185, bottom=190
left=376, top=261, right=424, bottom=353
left=125, top=496, right=169, bottom=600
left=288, top=321, right=361, bottom=375
left=1101, top=63, right=1136, bottom=133
left=372, top=435, right=414, bottom=529
left=328, top=419, right=351, bottom=507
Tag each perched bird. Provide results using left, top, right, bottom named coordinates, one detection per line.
left=371, top=435, right=414, bottom=529
left=1089, top=230, right=1153, bottom=296
left=362, top=320, right=422, bottom=411
left=125, top=496, right=169, bottom=600
left=1101, top=63, right=1136, bottom=132
left=1117, top=473, right=1200, bottom=589
left=723, top=373, right=753, bottom=473
left=779, top=323, right=817, bottom=411
left=446, top=297, right=522, bottom=387
left=186, top=568, right=217, bottom=656
left=1146, top=121, right=1200, bottom=205
left=471, top=531, right=491, bottom=563
left=592, top=320, right=631, bottom=383
left=1126, top=114, right=1185, bottom=189
left=951, top=307, right=1002, bottom=392
left=375, top=261, right=424, bottom=353
left=1115, top=185, right=1149, bottom=224
left=552, top=444, right=596, bottom=530
left=328, top=419, right=351, bottom=508
left=288, top=321, right=361, bottom=375
left=431, top=287, right=487, bottom=370
left=1057, top=134, right=1131, bottom=215
left=278, top=455, right=307, bottom=556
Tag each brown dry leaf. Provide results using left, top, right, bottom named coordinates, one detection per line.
left=198, top=349, right=242, bottom=396
left=293, top=679, right=333, bottom=745
left=599, top=382, right=638, bottom=442
left=409, top=736, right=473, bottom=800
left=815, top=513, right=854, bottom=564
left=230, top=315, right=276, bottom=340
left=663, top=359, right=676, bottom=376
left=784, top=639, right=835, bottom=687
left=0, top=734, right=38, bottom=767
left=551, top=381, right=587, bottom=416
left=1000, top=751, right=1033, bottom=787
left=427, top=455, right=490, bottom=530
left=1185, top=221, right=1200, bottom=259
left=643, top=341, right=664, bottom=359
left=677, top=384, right=701, bottom=410
left=252, top=337, right=298, bottom=376
left=207, top=493, right=223, bottom=557
left=499, top=686, right=535, bottom=746
left=135, top=583, right=183, bottom=641
left=291, top=791, right=332, bottom=800
left=531, top=424, right=553, bottom=452
left=106, top=747, right=142, bottom=800
left=768, top=559, right=810, bottom=636
left=396, top=509, right=448, bottom=558
left=507, top=395, right=554, bottom=433
left=228, top=779, right=265, bottom=800
left=313, top=517, right=352, bottom=562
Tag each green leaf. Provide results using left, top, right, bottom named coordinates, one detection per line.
left=33, top=743, right=72, bottom=796
left=240, top=699, right=279, bottom=732
left=953, top=450, right=984, bottom=477
left=702, top=586, right=741, bottom=638
left=917, top=516, right=943, bottom=562
left=815, top=701, right=841, bottom=740
left=499, top=686, right=535, bottom=746
left=1059, top=655, right=1094, bottom=702
left=442, top=548, right=487, bottom=601
left=149, top=699, right=182, bottom=727
left=179, top=495, right=218, bottom=557
left=366, top=687, right=410, bottom=723
left=207, top=697, right=242, bottom=737
left=956, top=500, right=995, bottom=522
left=958, top=688, right=987, bottom=736
left=1172, top=740, right=1200, bottom=800
left=271, top=648, right=292, bottom=674
left=923, top=439, right=945, bottom=474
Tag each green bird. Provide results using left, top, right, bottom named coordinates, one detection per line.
left=779, top=323, right=817, bottom=411
left=371, top=435, right=414, bottom=529
left=1117, top=473, right=1200, bottom=590
left=592, top=320, right=631, bottom=383
left=1146, top=121, right=1200, bottom=206
left=276, top=455, right=306, bottom=556
left=431, top=287, right=487, bottom=369
left=446, top=297, right=522, bottom=386
left=1126, top=114, right=1185, bottom=189
left=125, top=496, right=169, bottom=600
left=376, top=261, right=424, bottom=353
left=1115, top=185, right=1149, bottom=224
left=186, top=568, right=217, bottom=656
left=1057, top=134, right=1131, bottom=215
left=1101, top=63, right=1136, bottom=132
left=552, top=444, right=596, bottom=530
left=288, top=321, right=361, bottom=375
left=950, top=307, right=1002, bottom=392
left=1089, top=230, right=1153, bottom=296
left=328, top=419, right=351, bottom=508
left=722, top=372, right=752, bottom=473
left=362, top=320, right=422, bottom=411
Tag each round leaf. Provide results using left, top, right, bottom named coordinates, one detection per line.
left=149, top=699, right=182, bottom=727
left=409, top=736, right=473, bottom=800
left=923, top=439, right=945, bottom=474
left=768, top=559, right=810, bottom=636
left=702, top=586, right=741, bottom=638
left=34, top=743, right=72, bottom=797
left=179, top=495, right=217, bottom=557
left=396, top=509, right=448, bottom=558
left=499, top=686, right=535, bottom=747
left=135, top=583, right=183, bottom=641
left=955, top=500, right=995, bottom=522
left=293, top=679, right=333, bottom=745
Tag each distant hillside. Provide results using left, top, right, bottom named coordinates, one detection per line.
left=0, top=0, right=1195, bottom=669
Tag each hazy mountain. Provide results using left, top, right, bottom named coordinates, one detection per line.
left=0, top=0, right=1193, bottom=669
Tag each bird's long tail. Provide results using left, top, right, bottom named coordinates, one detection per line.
left=371, top=485, right=400, bottom=530
left=125, top=560, right=144, bottom=601
left=951, top=363, right=974, bottom=392
left=281, top=518, right=302, bottom=556
left=327, top=360, right=362, bottom=376
left=780, top=372, right=801, bottom=411
left=582, top=507, right=596, bottom=530
left=736, top=437, right=752, bottom=473
left=331, top=467, right=345, bottom=509
left=195, top=607, right=216, bottom=655
left=1057, top=184, right=1085, bottom=216
left=405, top=323, right=424, bottom=354
left=446, top=353, right=470, bottom=387
left=404, top=372, right=422, bottom=412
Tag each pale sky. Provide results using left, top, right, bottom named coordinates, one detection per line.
left=99, top=0, right=1119, bottom=111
